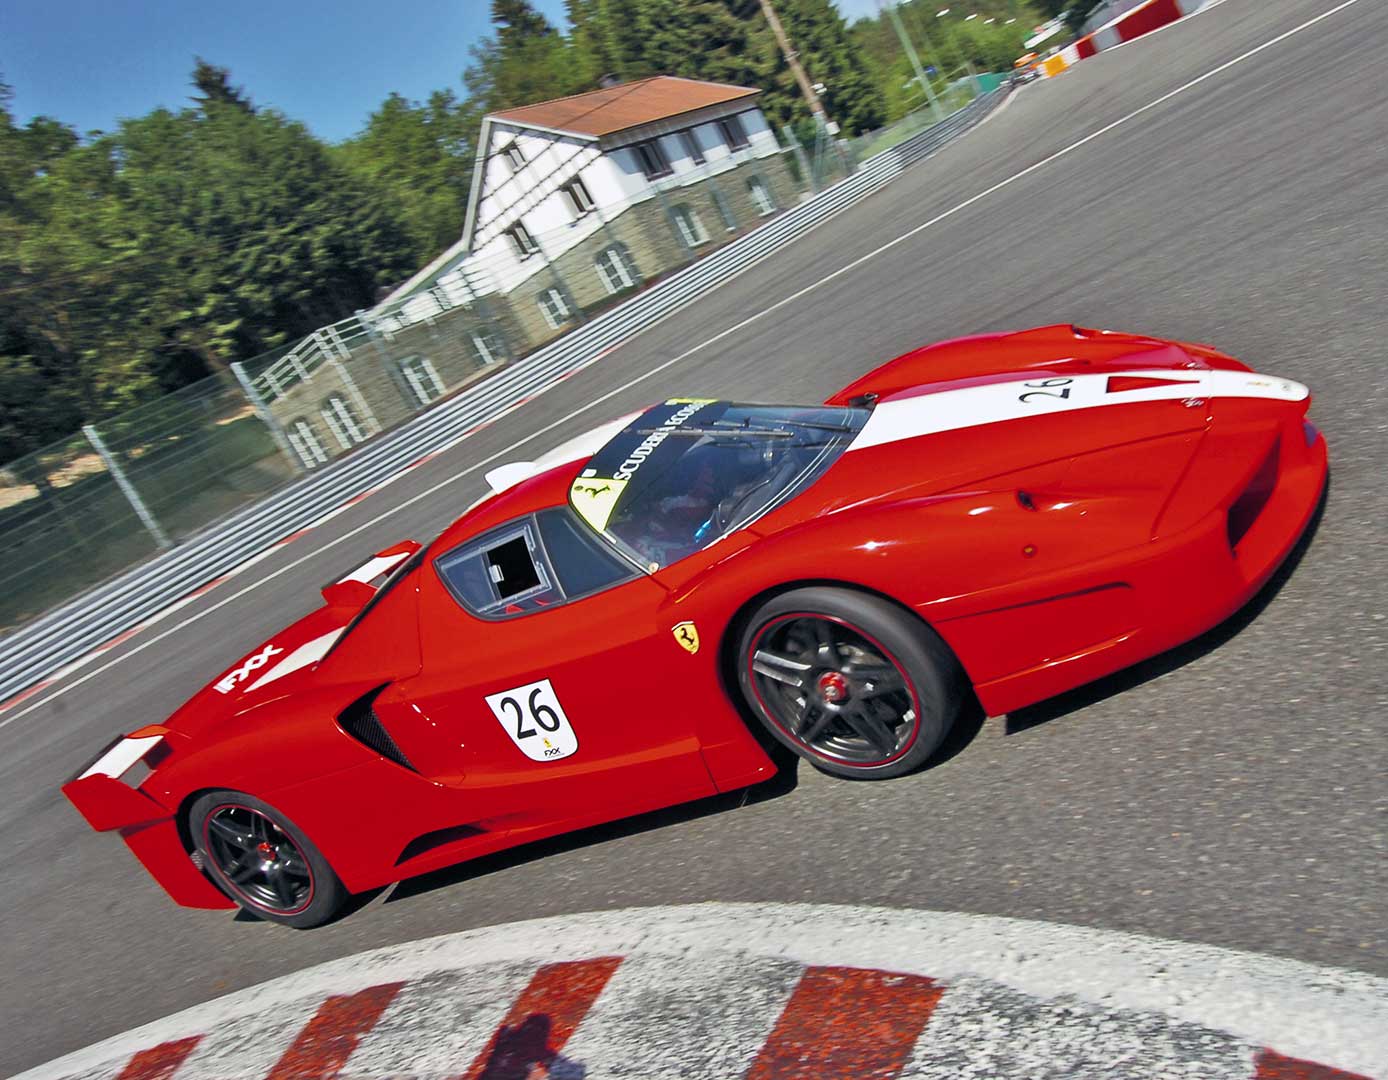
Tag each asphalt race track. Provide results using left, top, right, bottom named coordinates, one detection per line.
left=4, top=0, right=1385, bottom=1071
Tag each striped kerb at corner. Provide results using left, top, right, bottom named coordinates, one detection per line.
left=746, top=967, right=945, bottom=1080
left=265, top=982, right=403, bottom=1080
left=462, top=957, right=622, bottom=1079
left=44, top=960, right=1382, bottom=1080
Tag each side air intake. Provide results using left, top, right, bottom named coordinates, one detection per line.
left=337, top=688, right=417, bottom=772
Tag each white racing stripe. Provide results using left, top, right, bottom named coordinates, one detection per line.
left=339, top=550, right=414, bottom=584
left=242, top=630, right=344, bottom=694
left=850, top=370, right=1309, bottom=452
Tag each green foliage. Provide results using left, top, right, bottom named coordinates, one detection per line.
left=850, top=3, right=1045, bottom=123
left=0, top=68, right=416, bottom=459
left=2, top=0, right=994, bottom=460
left=334, top=90, right=481, bottom=262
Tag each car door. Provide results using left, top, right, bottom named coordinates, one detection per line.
left=390, top=507, right=718, bottom=841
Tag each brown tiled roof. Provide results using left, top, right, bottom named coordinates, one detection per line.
left=488, top=76, right=761, bottom=138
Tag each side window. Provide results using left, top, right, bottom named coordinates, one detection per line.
left=435, top=510, right=634, bottom=619
left=535, top=508, right=635, bottom=598
left=436, top=520, right=558, bottom=617
left=321, top=393, right=366, bottom=448
left=287, top=418, right=328, bottom=468
left=399, top=354, right=444, bottom=406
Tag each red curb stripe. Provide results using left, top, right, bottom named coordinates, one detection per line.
left=1254, top=1048, right=1372, bottom=1080
left=96, top=626, right=144, bottom=653
left=189, top=575, right=228, bottom=599
left=277, top=529, right=312, bottom=546
left=265, top=981, right=404, bottom=1080
left=745, top=965, right=945, bottom=1080
left=0, top=678, right=55, bottom=714
left=114, top=1036, right=201, bottom=1080
left=462, top=956, right=622, bottom=1080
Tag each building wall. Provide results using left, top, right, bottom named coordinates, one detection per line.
left=464, top=107, right=786, bottom=299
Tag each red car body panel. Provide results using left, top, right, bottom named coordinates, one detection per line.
left=62, top=326, right=1328, bottom=909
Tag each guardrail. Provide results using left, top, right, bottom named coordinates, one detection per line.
left=0, top=88, right=1006, bottom=707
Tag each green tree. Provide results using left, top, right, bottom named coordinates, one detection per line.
left=334, top=90, right=482, bottom=263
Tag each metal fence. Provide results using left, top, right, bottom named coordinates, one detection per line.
left=0, top=87, right=1007, bottom=706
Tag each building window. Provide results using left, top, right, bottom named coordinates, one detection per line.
left=670, top=204, right=709, bottom=249
left=286, top=418, right=328, bottom=468
left=505, top=221, right=539, bottom=260
left=399, top=354, right=444, bottom=406
left=561, top=177, right=596, bottom=218
left=632, top=138, right=672, bottom=180
left=321, top=394, right=366, bottom=449
left=501, top=141, right=526, bottom=171
left=594, top=245, right=637, bottom=295
left=718, top=114, right=750, bottom=151
left=537, top=287, right=571, bottom=330
left=748, top=175, right=776, bottom=216
left=470, top=328, right=505, bottom=366
left=679, top=129, right=705, bottom=166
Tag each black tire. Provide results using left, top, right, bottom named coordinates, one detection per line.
left=189, top=790, right=347, bottom=929
left=736, top=587, right=964, bottom=780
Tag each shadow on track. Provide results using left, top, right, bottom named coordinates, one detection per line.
left=380, top=756, right=802, bottom=909
left=1004, top=477, right=1329, bottom=736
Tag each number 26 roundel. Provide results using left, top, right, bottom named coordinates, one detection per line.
left=484, top=679, right=579, bottom=762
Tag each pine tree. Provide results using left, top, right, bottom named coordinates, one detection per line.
left=190, top=58, right=255, bottom=114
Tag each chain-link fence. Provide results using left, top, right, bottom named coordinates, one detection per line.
left=0, top=378, right=294, bottom=630
left=0, top=90, right=1006, bottom=636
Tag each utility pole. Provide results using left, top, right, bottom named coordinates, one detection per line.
left=756, top=0, right=839, bottom=135
left=880, top=0, right=945, bottom=122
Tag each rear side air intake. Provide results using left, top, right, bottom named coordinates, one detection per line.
left=337, top=688, right=417, bottom=772
left=1226, top=439, right=1280, bottom=552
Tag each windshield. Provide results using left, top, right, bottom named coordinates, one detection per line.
left=568, top=399, right=868, bottom=570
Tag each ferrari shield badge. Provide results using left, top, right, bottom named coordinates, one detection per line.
left=672, top=621, right=700, bottom=655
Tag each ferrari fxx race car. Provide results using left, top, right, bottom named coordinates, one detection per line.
left=63, top=325, right=1327, bottom=926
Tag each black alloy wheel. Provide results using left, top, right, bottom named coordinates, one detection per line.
left=190, top=790, right=347, bottom=928
left=737, top=587, right=964, bottom=780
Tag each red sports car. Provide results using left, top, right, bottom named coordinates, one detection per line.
left=63, top=326, right=1327, bottom=927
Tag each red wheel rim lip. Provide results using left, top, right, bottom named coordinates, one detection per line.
left=201, top=802, right=316, bottom=916
left=746, top=611, right=923, bottom=768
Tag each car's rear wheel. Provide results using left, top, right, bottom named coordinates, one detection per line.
left=737, top=588, right=964, bottom=780
left=189, top=790, right=346, bottom=929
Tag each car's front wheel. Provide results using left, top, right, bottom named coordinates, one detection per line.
left=736, top=588, right=965, bottom=780
left=189, top=790, right=346, bottom=928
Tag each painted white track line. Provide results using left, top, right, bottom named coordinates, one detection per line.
left=0, top=0, right=1363, bottom=735
left=14, top=904, right=1387, bottom=1079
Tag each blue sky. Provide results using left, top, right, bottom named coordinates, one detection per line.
left=3, top=0, right=879, bottom=144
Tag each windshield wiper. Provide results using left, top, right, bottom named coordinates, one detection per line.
left=634, top=426, right=795, bottom=439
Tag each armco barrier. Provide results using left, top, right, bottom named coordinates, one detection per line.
left=0, top=89, right=1005, bottom=707
left=1065, top=0, right=1209, bottom=67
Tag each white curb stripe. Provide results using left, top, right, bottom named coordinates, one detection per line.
left=899, top=974, right=1255, bottom=1079
left=342, top=963, right=538, bottom=1077
left=561, top=953, right=804, bottom=1079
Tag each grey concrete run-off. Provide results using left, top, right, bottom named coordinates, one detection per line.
left=3, top=0, right=1385, bottom=1074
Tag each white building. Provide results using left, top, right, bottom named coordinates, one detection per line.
left=381, top=75, right=797, bottom=339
